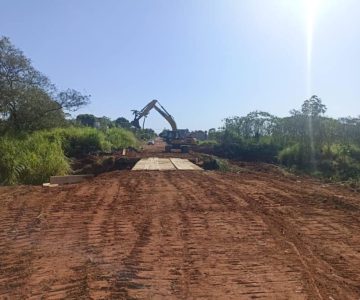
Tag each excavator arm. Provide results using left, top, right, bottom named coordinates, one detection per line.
left=131, top=100, right=177, bottom=130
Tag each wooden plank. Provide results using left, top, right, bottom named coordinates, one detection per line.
left=157, top=158, right=176, bottom=170
left=42, top=183, right=59, bottom=188
left=132, top=157, right=202, bottom=171
left=170, top=158, right=203, bottom=170
left=132, top=157, right=157, bottom=170
left=132, top=157, right=176, bottom=170
left=132, top=158, right=149, bottom=170
left=50, top=174, right=94, bottom=185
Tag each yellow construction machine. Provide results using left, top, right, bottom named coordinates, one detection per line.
left=131, top=100, right=197, bottom=153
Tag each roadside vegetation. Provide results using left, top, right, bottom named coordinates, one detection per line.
left=0, top=37, right=146, bottom=185
left=206, top=96, right=360, bottom=184
left=1, top=36, right=359, bottom=186
left=0, top=127, right=139, bottom=185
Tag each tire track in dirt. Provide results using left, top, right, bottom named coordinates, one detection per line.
left=27, top=184, right=101, bottom=299
left=166, top=171, right=309, bottom=299
left=206, top=171, right=360, bottom=299
left=109, top=171, right=186, bottom=299
left=0, top=169, right=360, bottom=299
left=0, top=187, right=69, bottom=299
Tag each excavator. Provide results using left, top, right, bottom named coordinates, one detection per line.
left=131, top=100, right=197, bottom=153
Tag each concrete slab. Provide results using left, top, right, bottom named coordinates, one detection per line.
left=50, top=174, right=94, bottom=185
left=132, top=157, right=202, bottom=171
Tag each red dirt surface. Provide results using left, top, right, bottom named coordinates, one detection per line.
left=1, top=146, right=360, bottom=299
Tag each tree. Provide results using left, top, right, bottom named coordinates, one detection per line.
left=9, top=87, right=67, bottom=131
left=136, top=128, right=156, bottom=140
left=301, top=95, right=327, bottom=117
left=115, top=117, right=131, bottom=129
left=76, top=114, right=97, bottom=127
left=0, top=36, right=90, bottom=132
left=223, top=111, right=277, bottom=140
left=96, top=116, right=114, bottom=129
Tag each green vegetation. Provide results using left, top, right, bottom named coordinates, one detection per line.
left=0, top=37, right=144, bottom=185
left=0, top=127, right=138, bottom=185
left=198, top=140, right=219, bottom=146
left=209, top=96, right=360, bottom=183
left=0, top=132, right=70, bottom=185
left=1, top=37, right=359, bottom=186
left=105, top=127, right=138, bottom=150
left=0, top=37, right=89, bottom=133
left=75, top=114, right=156, bottom=141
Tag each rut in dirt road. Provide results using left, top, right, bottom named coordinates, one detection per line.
left=0, top=170, right=360, bottom=299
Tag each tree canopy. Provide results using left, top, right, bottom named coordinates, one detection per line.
left=0, top=36, right=90, bottom=132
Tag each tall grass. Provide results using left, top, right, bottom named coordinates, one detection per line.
left=105, top=127, right=138, bottom=150
left=0, top=127, right=138, bottom=185
left=0, top=133, right=70, bottom=185
left=279, top=143, right=360, bottom=181
left=45, top=127, right=111, bottom=157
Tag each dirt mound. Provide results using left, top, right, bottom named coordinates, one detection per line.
left=72, top=155, right=140, bottom=175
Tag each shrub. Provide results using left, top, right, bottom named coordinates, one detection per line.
left=278, top=143, right=318, bottom=169
left=0, top=127, right=139, bottom=185
left=279, top=143, right=360, bottom=181
left=278, top=144, right=301, bottom=167
left=215, top=141, right=279, bottom=163
left=51, top=127, right=138, bottom=156
left=326, top=144, right=360, bottom=181
left=0, top=133, right=70, bottom=185
left=0, top=137, right=24, bottom=185
left=44, top=127, right=110, bottom=157
left=105, top=128, right=138, bottom=150
left=19, top=132, right=70, bottom=184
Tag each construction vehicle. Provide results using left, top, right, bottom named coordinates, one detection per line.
left=131, top=100, right=197, bottom=153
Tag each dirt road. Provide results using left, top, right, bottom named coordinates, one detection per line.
left=1, top=166, right=360, bottom=299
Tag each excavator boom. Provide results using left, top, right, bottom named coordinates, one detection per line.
left=131, top=99, right=177, bottom=130
left=153, top=105, right=177, bottom=131
left=131, top=99, right=196, bottom=153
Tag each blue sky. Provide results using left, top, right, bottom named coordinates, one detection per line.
left=1, top=0, right=359, bottom=131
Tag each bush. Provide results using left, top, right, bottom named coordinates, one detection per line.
left=278, top=143, right=318, bottom=170
left=278, top=144, right=302, bottom=167
left=279, top=143, right=360, bottom=181
left=0, top=127, right=139, bottom=185
left=323, top=144, right=360, bottom=181
left=0, top=133, right=70, bottom=185
left=135, top=128, right=157, bottom=141
left=105, top=128, right=138, bottom=150
left=215, top=141, right=279, bottom=163
left=44, top=127, right=111, bottom=157
left=19, top=132, right=70, bottom=184
left=0, top=138, right=24, bottom=185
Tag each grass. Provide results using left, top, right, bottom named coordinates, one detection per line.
left=0, top=133, right=70, bottom=185
left=105, top=127, right=139, bottom=150
left=0, top=126, right=139, bottom=185
left=279, top=142, right=360, bottom=183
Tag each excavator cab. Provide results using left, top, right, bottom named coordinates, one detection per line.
left=162, top=130, right=197, bottom=153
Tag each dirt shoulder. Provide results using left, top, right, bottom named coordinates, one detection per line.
left=0, top=165, right=359, bottom=299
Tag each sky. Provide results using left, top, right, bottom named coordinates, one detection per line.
left=1, top=0, right=359, bottom=131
